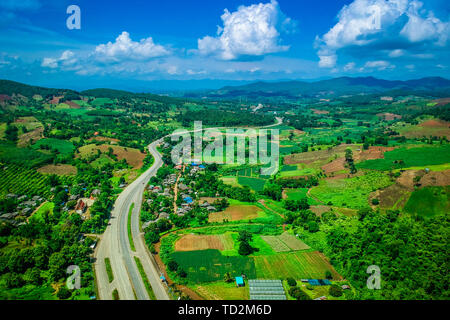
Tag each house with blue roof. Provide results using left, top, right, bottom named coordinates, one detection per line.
left=183, top=197, right=193, bottom=204
left=235, top=276, right=244, bottom=287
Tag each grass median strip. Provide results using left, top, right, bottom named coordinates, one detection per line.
left=134, top=256, right=156, bottom=300
left=112, top=289, right=119, bottom=300
left=104, top=257, right=114, bottom=283
left=128, top=203, right=136, bottom=252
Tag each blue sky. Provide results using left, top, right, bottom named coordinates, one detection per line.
left=0, top=0, right=449, bottom=90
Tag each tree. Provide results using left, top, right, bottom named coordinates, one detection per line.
left=325, top=270, right=333, bottom=280
left=286, top=277, right=297, bottom=287
left=345, top=148, right=357, bottom=174
left=238, top=241, right=254, bottom=256
left=263, top=183, right=282, bottom=201
left=224, top=272, right=233, bottom=283
left=306, top=221, right=319, bottom=233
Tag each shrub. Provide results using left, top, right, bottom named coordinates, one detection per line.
left=57, top=287, right=72, bottom=299
left=288, top=287, right=311, bottom=300
left=325, top=270, right=333, bottom=280
left=167, top=260, right=179, bottom=272
left=286, top=277, right=297, bottom=287
left=329, top=284, right=343, bottom=297
left=178, top=269, right=187, bottom=278
left=372, top=198, right=380, bottom=205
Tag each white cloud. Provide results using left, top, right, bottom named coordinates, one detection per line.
left=94, top=31, right=170, bottom=62
left=197, top=0, right=294, bottom=60
left=41, top=50, right=76, bottom=69
left=344, top=62, right=356, bottom=71
left=389, top=49, right=405, bottom=57
left=316, top=0, right=450, bottom=68
left=364, top=60, right=394, bottom=70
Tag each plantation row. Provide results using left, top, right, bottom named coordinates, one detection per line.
left=0, top=163, right=51, bottom=197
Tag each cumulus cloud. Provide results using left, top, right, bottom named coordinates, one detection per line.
left=197, top=0, right=295, bottom=60
left=41, top=50, right=77, bottom=69
left=94, top=31, right=170, bottom=62
left=316, top=0, right=450, bottom=68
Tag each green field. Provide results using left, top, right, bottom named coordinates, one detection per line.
left=284, top=188, right=319, bottom=205
left=403, top=186, right=449, bottom=217
left=72, top=100, right=90, bottom=107
left=310, top=171, right=393, bottom=209
left=0, top=163, right=51, bottom=197
left=358, top=145, right=450, bottom=170
left=30, top=202, right=54, bottom=222
left=0, top=143, right=52, bottom=168
left=170, top=249, right=256, bottom=283
left=253, top=251, right=341, bottom=280
left=91, top=98, right=114, bottom=106
left=32, top=138, right=75, bottom=156
left=237, top=177, right=267, bottom=191
left=192, top=281, right=249, bottom=300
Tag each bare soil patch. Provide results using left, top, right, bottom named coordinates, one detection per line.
left=77, top=144, right=145, bottom=169
left=175, top=234, right=227, bottom=251
left=38, top=164, right=77, bottom=176
left=377, top=113, right=402, bottom=121
left=310, top=205, right=332, bottom=216
left=65, top=100, right=81, bottom=109
left=322, top=157, right=346, bottom=174
left=419, top=119, right=448, bottom=128
left=18, top=127, right=43, bottom=147
left=284, top=144, right=357, bottom=165
left=354, top=146, right=396, bottom=162
left=87, top=136, right=120, bottom=143
left=208, top=204, right=260, bottom=222
left=311, top=109, right=329, bottom=115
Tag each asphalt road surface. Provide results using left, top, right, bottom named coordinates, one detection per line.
left=94, top=139, right=169, bottom=300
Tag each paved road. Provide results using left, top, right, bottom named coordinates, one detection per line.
left=94, top=117, right=282, bottom=300
left=94, top=139, right=169, bottom=300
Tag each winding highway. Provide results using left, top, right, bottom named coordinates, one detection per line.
left=94, top=117, right=282, bottom=300
left=94, top=139, right=169, bottom=300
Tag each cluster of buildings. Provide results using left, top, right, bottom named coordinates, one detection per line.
left=0, top=193, right=45, bottom=226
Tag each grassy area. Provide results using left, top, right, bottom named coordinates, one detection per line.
left=237, top=176, right=267, bottom=191
left=170, top=249, right=256, bottom=283
left=192, top=281, right=249, bottom=300
left=104, top=258, right=114, bottom=283
left=253, top=251, right=341, bottom=280
left=133, top=257, right=156, bottom=300
left=403, top=186, right=449, bottom=217
left=358, top=144, right=450, bottom=170
left=284, top=188, right=319, bottom=205
left=30, top=202, right=54, bottom=222
left=310, top=171, right=393, bottom=209
left=0, top=142, right=53, bottom=168
left=128, top=203, right=135, bottom=252
left=92, top=98, right=114, bottom=106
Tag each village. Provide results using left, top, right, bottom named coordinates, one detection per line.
left=140, top=160, right=221, bottom=230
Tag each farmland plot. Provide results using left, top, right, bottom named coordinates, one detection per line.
left=253, top=251, right=341, bottom=280
left=260, top=236, right=290, bottom=252
left=175, top=234, right=234, bottom=252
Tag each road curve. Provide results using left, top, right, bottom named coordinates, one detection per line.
left=94, top=117, right=282, bottom=300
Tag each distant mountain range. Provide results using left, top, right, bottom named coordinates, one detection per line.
left=1, top=77, right=450, bottom=102
left=184, top=76, right=450, bottom=100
